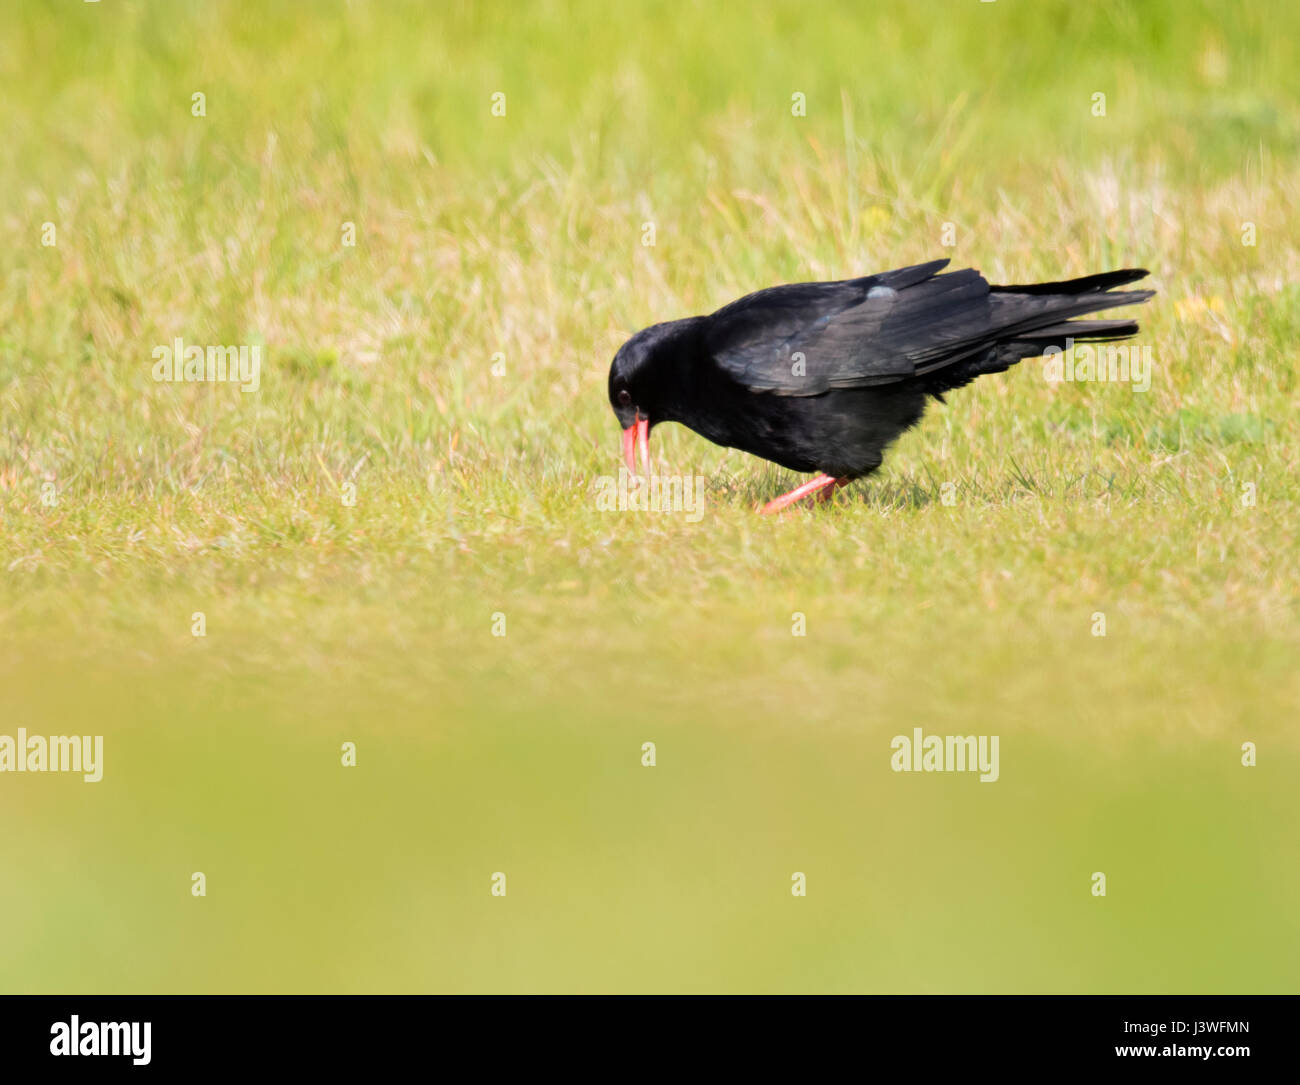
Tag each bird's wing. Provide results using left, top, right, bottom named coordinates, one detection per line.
left=703, top=259, right=1009, bottom=395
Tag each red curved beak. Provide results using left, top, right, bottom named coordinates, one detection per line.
left=622, top=413, right=650, bottom=474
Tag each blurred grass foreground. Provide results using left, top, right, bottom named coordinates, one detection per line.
left=1, top=1, right=1298, bottom=992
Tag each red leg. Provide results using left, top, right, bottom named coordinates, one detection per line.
left=816, top=477, right=851, bottom=503
left=759, top=473, right=848, bottom=514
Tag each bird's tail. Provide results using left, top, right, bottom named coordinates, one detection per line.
left=989, top=268, right=1153, bottom=359
left=921, top=268, right=1154, bottom=396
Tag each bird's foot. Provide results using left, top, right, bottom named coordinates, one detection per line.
left=759, top=474, right=849, bottom=514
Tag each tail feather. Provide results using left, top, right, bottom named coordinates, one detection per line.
left=990, top=268, right=1150, bottom=295
left=1011, top=317, right=1142, bottom=344
left=984, top=270, right=1153, bottom=360
left=920, top=268, right=1154, bottom=397
left=991, top=287, right=1154, bottom=341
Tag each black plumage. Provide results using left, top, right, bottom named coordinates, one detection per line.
left=607, top=259, right=1153, bottom=511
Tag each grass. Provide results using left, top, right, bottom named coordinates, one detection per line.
left=0, top=0, right=1298, bottom=992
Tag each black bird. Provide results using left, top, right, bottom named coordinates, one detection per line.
left=608, top=259, right=1153, bottom=512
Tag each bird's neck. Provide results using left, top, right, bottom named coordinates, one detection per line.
left=650, top=317, right=709, bottom=424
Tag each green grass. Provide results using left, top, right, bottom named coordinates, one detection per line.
left=1, top=0, right=1298, bottom=992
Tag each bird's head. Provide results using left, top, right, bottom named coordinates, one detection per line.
left=607, top=318, right=700, bottom=473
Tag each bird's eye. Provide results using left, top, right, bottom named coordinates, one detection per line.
left=617, top=389, right=632, bottom=407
